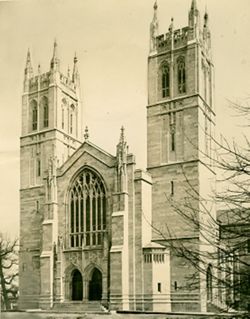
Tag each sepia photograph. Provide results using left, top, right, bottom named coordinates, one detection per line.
left=0, top=0, right=249, bottom=318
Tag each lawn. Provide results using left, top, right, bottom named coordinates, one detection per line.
left=0, top=311, right=245, bottom=319
left=0, top=313, right=171, bottom=319
left=0, top=312, right=170, bottom=319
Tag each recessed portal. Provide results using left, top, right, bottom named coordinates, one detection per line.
left=89, top=268, right=102, bottom=301
left=72, top=269, right=83, bottom=301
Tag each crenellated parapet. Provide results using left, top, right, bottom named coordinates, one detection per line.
left=23, top=41, right=81, bottom=95
left=155, top=25, right=210, bottom=54
left=28, top=76, right=38, bottom=91
left=150, top=0, right=211, bottom=58
left=59, top=73, right=76, bottom=92
left=156, top=26, right=190, bottom=52
left=40, top=72, right=50, bottom=89
left=26, top=71, right=77, bottom=92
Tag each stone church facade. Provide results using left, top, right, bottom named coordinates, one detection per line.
left=19, top=0, right=216, bottom=312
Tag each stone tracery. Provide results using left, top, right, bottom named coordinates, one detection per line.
left=69, top=169, right=107, bottom=248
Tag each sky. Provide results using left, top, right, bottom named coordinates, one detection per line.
left=0, top=0, right=250, bottom=238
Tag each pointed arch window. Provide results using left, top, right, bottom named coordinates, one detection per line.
left=162, top=63, right=170, bottom=98
left=69, top=104, right=75, bottom=135
left=171, top=130, right=175, bottom=151
left=169, top=112, right=176, bottom=152
left=31, top=100, right=38, bottom=131
left=41, top=97, right=49, bottom=128
left=177, top=57, right=186, bottom=94
left=69, top=169, right=107, bottom=248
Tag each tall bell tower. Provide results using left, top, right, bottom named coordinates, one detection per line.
left=147, top=0, right=216, bottom=311
left=19, top=41, right=83, bottom=308
left=21, top=41, right=82, bottom=187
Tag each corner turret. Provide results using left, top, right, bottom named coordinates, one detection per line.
left=189, top=0, right=200, bottom=27
left=84, top=126, right=89, bottom=142
left=116, top=126, right=128, bottom=192
left=50, top=39, right=60, bottom=72
left=203, top=8, right=211, bottom=51
left=72, top=53, right=80, bottom=87
left=37, top=63, right=41, bottom=75
left=149, top=1, right=159, bottom=54
left=23, top=49, right=33, bottom=91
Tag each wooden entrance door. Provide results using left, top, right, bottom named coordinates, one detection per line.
left=72, top=269, right=83, bottom=301
left=89, top=268, right=102, bottom=301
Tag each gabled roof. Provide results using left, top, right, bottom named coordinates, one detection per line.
left=57, top=140, right=116, bottom=177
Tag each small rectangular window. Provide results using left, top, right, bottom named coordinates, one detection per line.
left=174, top=281, right=178, bottom=290
left=22, top=263, right=27, bottom=272
left=157, top=282, right=161, bottom=293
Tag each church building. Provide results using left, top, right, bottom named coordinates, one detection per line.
left=19, top=0, right=216, bottom=312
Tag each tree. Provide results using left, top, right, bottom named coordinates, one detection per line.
left=0, top=235, right=18, bottom=310
left=150, top=103, right=250, bottom=313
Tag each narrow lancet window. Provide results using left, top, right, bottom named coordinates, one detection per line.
left=177, top=57, right=186, bottom=94
left=169, top=112, right=176, bottom=152
left=62, top=107, right=64, bottom=129
left=42, top=97, right=49, bottom=128
left=171, top=181, right=174, bottom=196
left=31, top=100, right=38, bottom=131
left=171, top=131, right=175, bottom=151
left=158, top=283, right=161, bottom=293
left=162, top=64, right=170, bottom=98
left=207, top=264, right=213, bottom=301
left=70, top=114, right=73, bottom=134
left=61, top=99, right=67, bottom=130
left=44, top=104, right=48, bottom=127
left=37, top=158, right=41, bottom=177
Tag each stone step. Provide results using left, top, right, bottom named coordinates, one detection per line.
left=207, top=302, right=225, bottom=313
left=52, top=301, right=104, bottom=313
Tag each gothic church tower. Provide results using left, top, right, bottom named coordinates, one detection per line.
left=147, top=0, right=215, bottom=311
left=19, top=42, right=83, bottom=308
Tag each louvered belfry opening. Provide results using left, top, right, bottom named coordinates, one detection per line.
left=69, top=169, right=107, bottom=248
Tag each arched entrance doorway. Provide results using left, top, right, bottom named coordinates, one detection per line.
left=72, top=269, right=83, bottom=301
left=89, top=268, right=102, bottom=301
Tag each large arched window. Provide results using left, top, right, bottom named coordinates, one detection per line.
left=162, top=63, right=170, bottom=98
left=177, top=57, right=186, bottom=94
left=41, top=96, right=49, bottom=128
left=69, top=169, right=107, bottom=248
left=31, top=100, right=38, bottom=131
